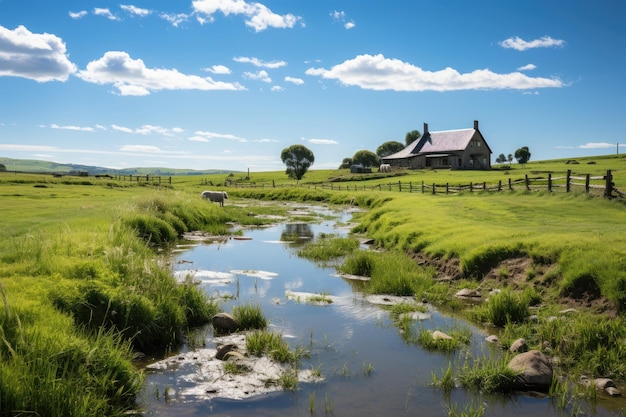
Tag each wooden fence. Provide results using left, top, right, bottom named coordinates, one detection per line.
left=114, top=174, right=171, bottom=185
left=228, top=170, right=623, bottom=199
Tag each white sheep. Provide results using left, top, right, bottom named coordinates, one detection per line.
left=201, top=190, right=228, bottom=207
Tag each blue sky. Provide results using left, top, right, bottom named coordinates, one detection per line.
left=0, top=0, right=624, bottom=171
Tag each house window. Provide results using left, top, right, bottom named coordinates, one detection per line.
left=477, top=141, right=481, bottom=147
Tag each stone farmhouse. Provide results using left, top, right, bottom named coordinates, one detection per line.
left=381, top=120, right=492, bottom=170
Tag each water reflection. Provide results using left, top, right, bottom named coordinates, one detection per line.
left=141, top=206, right=621, bottom=417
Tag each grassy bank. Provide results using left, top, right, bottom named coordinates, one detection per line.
left=0, top=174, right=284, bottom=416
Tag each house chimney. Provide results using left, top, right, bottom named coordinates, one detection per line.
left=474, top=120, right=479, bottom=130
left=423, top=122, right=429, bottom=135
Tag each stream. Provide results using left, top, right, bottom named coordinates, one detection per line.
left=139, top=204, right=623, bottom=417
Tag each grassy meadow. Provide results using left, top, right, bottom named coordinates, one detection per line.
left=1, top=153, right=626, bottom=415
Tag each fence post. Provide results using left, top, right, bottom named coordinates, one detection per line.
left=585, top=174, right=590, bottom=193
left=399, top=181, right=402, bottom=192
left=566, top=170, right=571, bottom=193
left=421, top=181, right=425, bottom=193
left=483, top=182, right=486, bottom=191
left=446, top=183, right=449, bottom=194
left=432, top=183, right=435, bottom=194
left=548, top=173, right=552, bottom=192
left=605, top=170, right=614, bottom=198
left=525, top=175, right=529, bottom=190
left=470, top=182, right=473, bottom=192
left=508, top=178, right=512, bottom=190
left=498, top=180, right=502, bottom=192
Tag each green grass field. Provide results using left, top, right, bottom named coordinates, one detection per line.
left=1, top=154, right=626, bottom=415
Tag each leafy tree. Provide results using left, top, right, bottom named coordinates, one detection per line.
left=0, top=163, right=6, bottom=172
left=405, top=130, right=421, bottom=146
left=338, top=157, right=353, bottom=169
left=376, top=141, right=405, bottom=158
left=280, top=144, right=315, bottom=180
left=495, top=153, right=506, bottom=164
left=507, top=154, right=513, bottom=164
left=514, top=146, right=531, bottom=165
left=352, top=150, right=379, bottom=167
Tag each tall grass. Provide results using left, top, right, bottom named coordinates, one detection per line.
left=297, top=233, right=360, bottom=264
left=470, top=289, right=531, bottom=327
left=340, top=249, right=435, bottom=296
left=232, top=303, right=268, bottom=331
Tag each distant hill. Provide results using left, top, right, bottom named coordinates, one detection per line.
left=0, top=157, right=240, bottom=176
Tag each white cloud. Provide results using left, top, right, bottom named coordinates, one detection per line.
left=192, top=0, right=301, bottom=32
left=271, top=85, right=283, bottom=92
left=121, top=5, right=152, bottom=17
left=0, top=143, right=275, bottom=164
left=160, top=13, right=189, bottom=27
left=308, top=138, right=338, bottom=145
left=69, top=10, right=88, bottom=19
left=500, top=36, right=565, bottom=51
left=50, top=124, right=95, bottom=132
left=233, top=56, right=287, bottom=68
left=94, top=8, right=120, bottom=21
left=306, top=54, right=564, bottom=92
left=189, top=136, right=209, bottom=142
left=111, top=124, right=134, bottom=133
left=555, top=142, right=621, bottom=150
left=120, top=145, right=162, bottom=153
left=243, top=70, right=271, bottom=83
left=580, top=142, right=617, bottom=149
left=285, top=76, right=304, bottom=85
left=0, top=25, right=77, bottom=82
left=76, top=51, right=246, bottom=95
left=331, top=10, right=355, bottom=29
left=204, top=65, right=231, bottom=74
left=136, top=125, right=175, bottom=136
left=111, top=124, right=183, bottom=136
left=517, top=64, right=537, bottom=71
left=331, top=11, right=346, bottom=21
left=193, top=131, right=248, bottom=142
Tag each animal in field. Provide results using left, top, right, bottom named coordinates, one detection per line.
left=201, top=190, right=228, bottom=207
left=379, top=163, right=391, bottom=173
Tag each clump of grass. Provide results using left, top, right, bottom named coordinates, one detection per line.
left=278, top=370, right=299, bottom=390
left=340, top=250, right=434, bottom=296
left=223, top=361, right=250, bottom=375
left=246, top=330, right=298, bottom=364
left=456, top=355, right=520, bottom=394
left=471, top=289, right=530, bottom=327
left=446, top=401, right=486, bottom=417
left=431, top=364, right=455, bottom=393
left=297, top=234, right=360, bottom=263
left=416, top=327, right=472, bottom=352
left=232, top=303, right=267, bottom=331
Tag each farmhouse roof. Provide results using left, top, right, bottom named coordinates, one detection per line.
left=384, top=121, right=489, bottom=160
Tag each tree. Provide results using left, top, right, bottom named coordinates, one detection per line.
left=507, top=154, right=513, bottom=165
left=405, top=130, right=421, bottom=146
left=376, top=141, right=405, bottom=158
left=495, top=153, right=508, bottom=164
left=352, top=150, right=379, bottom=167
left=280, top=144, right=314, bottom=180
left=338, top=157, right=352, bottom=169
left=0, top=163, right=6, bottom=172
left=514, top=146, right=531, bottom=165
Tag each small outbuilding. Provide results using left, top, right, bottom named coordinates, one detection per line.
left=381, top=120, right=492, bottom=170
